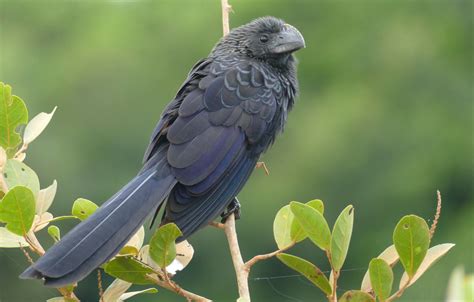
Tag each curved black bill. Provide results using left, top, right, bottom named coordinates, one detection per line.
left=271, top=24, right=305, bottom=54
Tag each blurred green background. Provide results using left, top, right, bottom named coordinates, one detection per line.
left=0, top=0, right=472, bottom=301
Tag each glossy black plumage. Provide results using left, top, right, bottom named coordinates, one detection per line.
left=20, top=16, right=304, bottom=287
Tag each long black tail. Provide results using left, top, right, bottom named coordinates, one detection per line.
left=20, top=166, right=177, bottom=287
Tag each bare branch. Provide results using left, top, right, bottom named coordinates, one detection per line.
left=224, top=214, right=251, bottom=300
left=244, top=242, right=295, bottom=270
left=209, top=221, right=225, bottom=229
left=147, top=274, right=211, bottom=302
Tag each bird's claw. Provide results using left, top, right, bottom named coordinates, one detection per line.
left=221, top=198, right=241, bottom=223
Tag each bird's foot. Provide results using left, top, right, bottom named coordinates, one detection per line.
left=221, top=198, right=241, bottom=223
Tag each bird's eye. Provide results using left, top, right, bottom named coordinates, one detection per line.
left=259, top=35, right=269, bottom=43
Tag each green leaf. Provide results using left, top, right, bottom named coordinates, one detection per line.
left=0, top=226, right=29, bottom=248
left=3, top=159, right=40, bottom=197
left=289, top=199, right=325, bottom=245
left=149, top=223, right=182, bottom=268
left=330, top=205, right=354, bottom=271
left=369, top=258, right=393, bottom=301
left=339, top=290, right=375, bottom=302
left=103, top=279, right=132, bottom=302
left=71, top=198, right=98, bottom=220
left=120, top=288, right=158, bottom=300
left=46, top=298, right=76, bottom=302
left=104, top=256, right=155, bottom=285
left=361, top=245, right=399, bottom=292
left=0, top=186, right=35, bottom=235
left=23, top=106, right=57, bottom=145
left=290, top=201, right=331, bottom=250
left=277, top=253, right=332, bottom=295
left=273, top=205, right=298, bottom=249
left=399, top=243, right=455, bottom=289
left=47, top=225, right=61, bottom=242
left=0, top=82, right=28, bottom=157
left=393, top=215, right=430, bottom=277
left=306, top=199, right=324, bottom=214
left=36, top=180, right=57, bottom=214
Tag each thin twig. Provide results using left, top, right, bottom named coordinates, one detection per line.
left=244, top=242, right=295, bottom=269
left=147, top=274, right=211, bottom=301
left=209, top=221, right=225, bottom=229
left=97, top=270, right=104, bottom=302
left=255, top=161, right=270, bottom=175
left=429, top=190, right=442, bottom=239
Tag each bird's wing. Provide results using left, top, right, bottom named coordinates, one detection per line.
left=163, top=60, right=282, bottom=237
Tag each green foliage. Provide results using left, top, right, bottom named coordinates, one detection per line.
left=71, top=198, right=98, bottom=221
left=0, top=83, right=28, bottom=157
left=339, top=290, right=375, bottom=302
left=4, top=160, right=40, bottom=197
left=393, top=215, right=430, bottom=277
left=330, top=205, right=354, bottom=271
left=149, top=223, right=182, bottom=268
left=277, top=253, right=332, bottom=295
left=290, top=201, right=331, bottom=250
left=275, top=198, right=453, bottom=301
left=369, top=258, right=393, bottom=301
left=0, top=186, right=35, bottom=235
left=0, top=226, right=29, bottom=248
left=104, top=256, right=155, bottom=285
left=47, top=225, right=61, bottom=242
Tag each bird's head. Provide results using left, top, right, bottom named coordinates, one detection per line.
left=212, top=16, right=305, bottom=68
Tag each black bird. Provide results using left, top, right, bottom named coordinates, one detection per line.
left=21, top=16, right=305, bottom=287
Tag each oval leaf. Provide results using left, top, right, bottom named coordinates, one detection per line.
left=290, top=201, right=331, bottom=250
left=0, top=226, right=29, bottom=248
left=361, top=245, right=399, bottom=292
left=399, top=243, right=455, bottom=289
left=120, top=288, right=158, bottom=300
left=23, top=106, right=57, bottom=145
left=104, top=256, right=155, bottom=285
left=0, top=186, right=35, bottom=235
left=369, top=258, right=393, bottom=301
left=103, top=279, right=132, bottom=302
left=273, top=205, right=298, bottom=249
left=277, top=253, right=332, bottom=295
left=393, top=215, right=430, bottom=277
left=36, top=180, right=57, bottom=214
left=149, top=223, right=182, bottom=268
left=330, top=205, right=354, bottom=271
left=166, top=240, right=195, bottom=274
left=3, top=159, right=40, bottom=197
left=290, top=199, right=325, bottom=245
left=339, top=290, right=375, bottom=302
left=71, top=198, right=98, bottom=220
left=32, top=211, right=53, bottom=232
left=0, top=83, right=28, bottom=157
left=47, top=225, right=61, bottom=242
left=0, top=147, right=6, bottom=172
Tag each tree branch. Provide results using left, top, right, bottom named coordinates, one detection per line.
left=224, top=213, right=251, bottom=300
left=220, top=0, right=231, bottom=36
left=147, top=273, right=211, bottom=302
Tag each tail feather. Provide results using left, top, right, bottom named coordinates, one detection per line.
left=20, top=166, right=176, bottom=287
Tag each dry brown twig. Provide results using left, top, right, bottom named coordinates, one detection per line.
left=429, top=190, right=442, bottom=239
